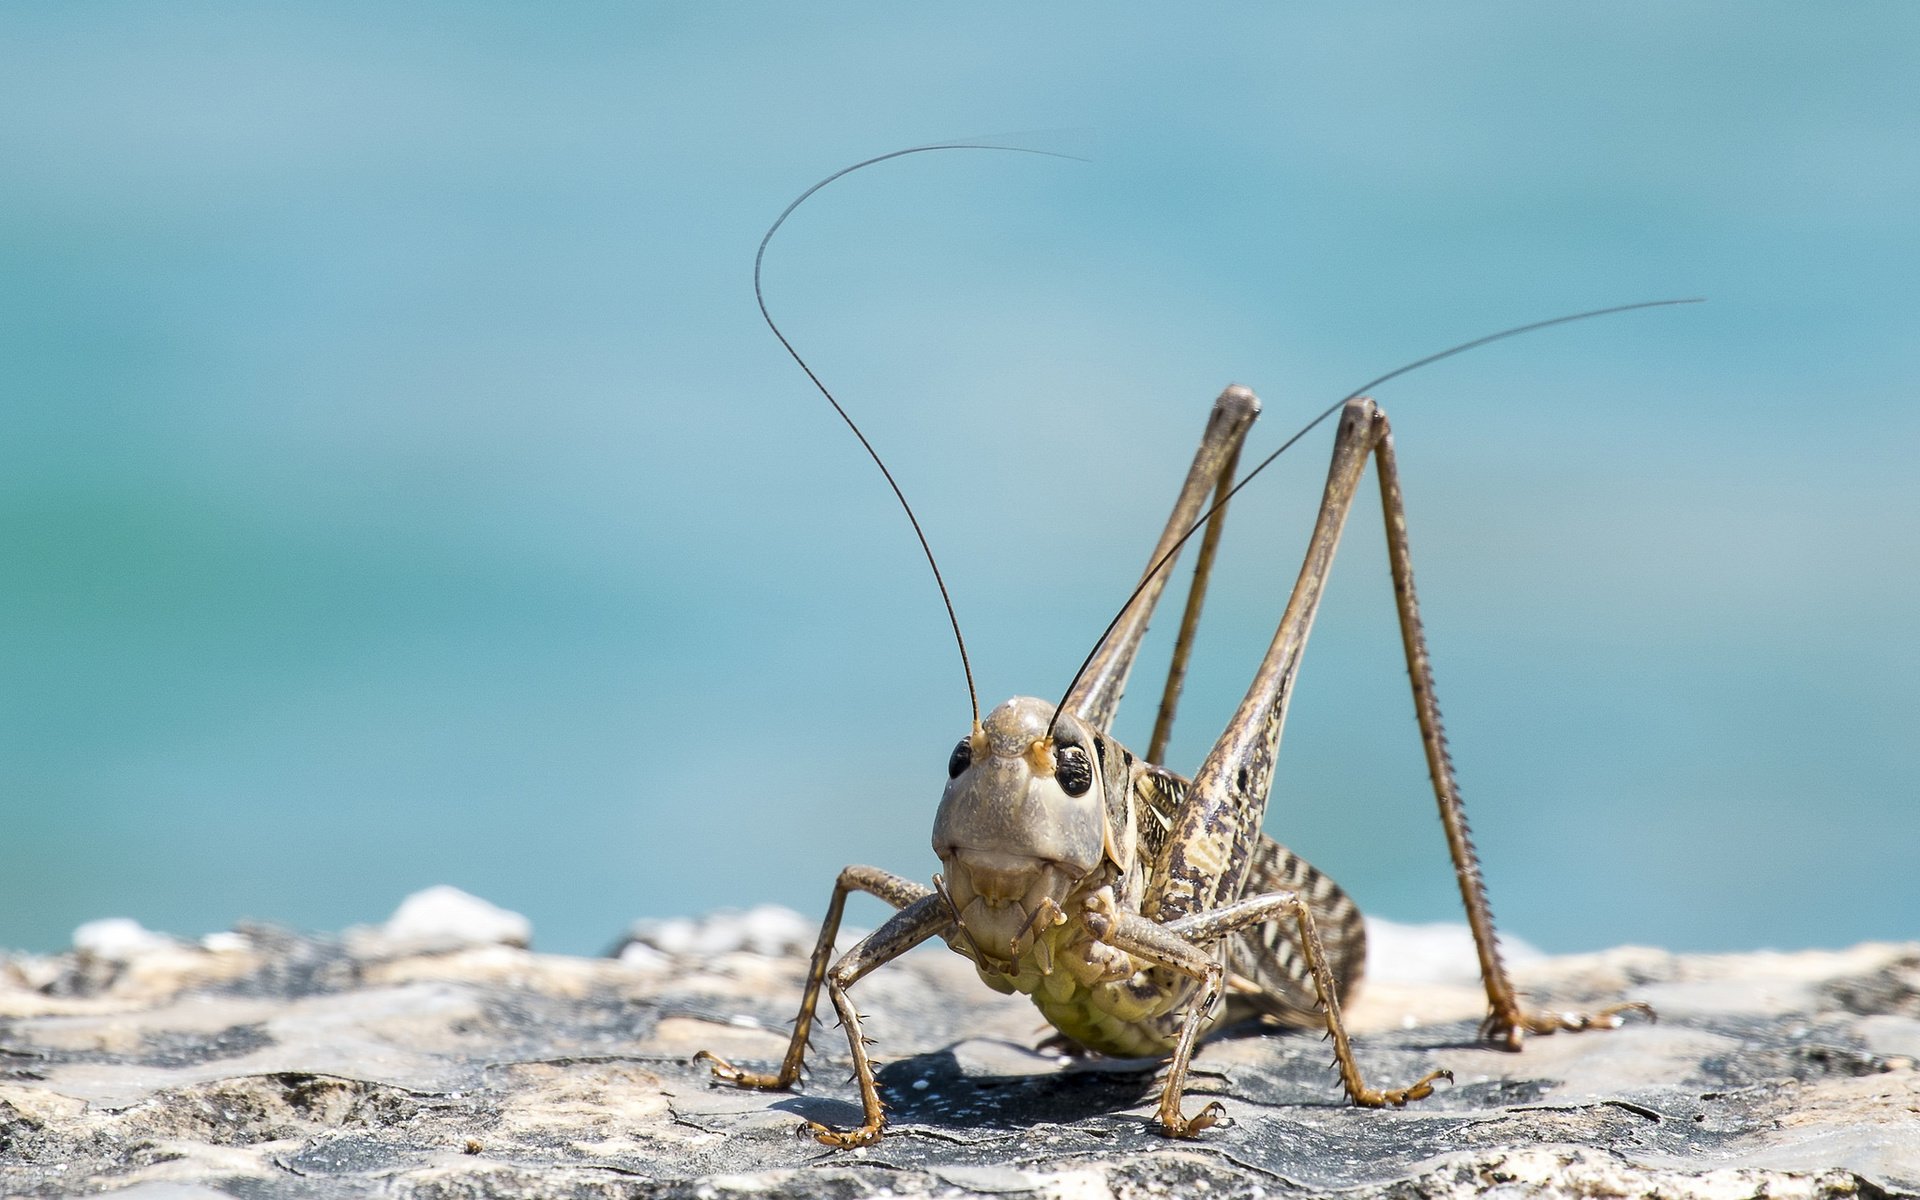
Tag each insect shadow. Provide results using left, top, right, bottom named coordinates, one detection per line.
left=776, top=1047, right=1166, bottom=1135
left=776, top=1018, right=1476, bottom=1137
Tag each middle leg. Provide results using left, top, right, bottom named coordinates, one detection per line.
left=1165, top=892, right=1451, bottom=1106
left=1090, top=893, right=1448, bottom=1137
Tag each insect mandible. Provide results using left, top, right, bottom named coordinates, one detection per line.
left=694, top=144, right=1690, bottom=1147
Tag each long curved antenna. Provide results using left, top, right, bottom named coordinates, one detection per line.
left=1048, top=297, right=1705, bottom=736
left=757, top=143, right=1080, bottom=728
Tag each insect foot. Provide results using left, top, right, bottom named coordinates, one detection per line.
left=1481, top=1000, right=1658, bottom=1052
left=1350, top=1067, right=1454, bottom=1108
left=698, top=1047, right=889, bottom=1148
left=805, top=1117, right=885, bottom=1148
left=691, top=1049, right=791, bottom=1091
left=1155, top=1097, right=1228, bottom=1139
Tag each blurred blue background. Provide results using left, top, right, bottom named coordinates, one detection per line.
left=3, top=5, right=1915, bottom=958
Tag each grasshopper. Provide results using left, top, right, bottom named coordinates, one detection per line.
left=696, top=146, right=1680, bottom=1146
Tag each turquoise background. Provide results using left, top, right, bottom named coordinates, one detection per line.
left=3, top=5, right=1916, bottom=956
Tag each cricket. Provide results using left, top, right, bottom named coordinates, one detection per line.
left=694, top=145, right=1690, bottom=1147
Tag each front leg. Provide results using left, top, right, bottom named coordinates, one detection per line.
left=694, top=865, right=934, bottom=1092
left=804, top=893, right=952, bottom=1146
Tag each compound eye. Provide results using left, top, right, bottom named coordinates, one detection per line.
left=1054, top=745, right=1093, bottom=797
left=947, top=738, right=972, bottom=779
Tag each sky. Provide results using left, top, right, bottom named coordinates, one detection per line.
left=3, top=4, right=1916, bottom=957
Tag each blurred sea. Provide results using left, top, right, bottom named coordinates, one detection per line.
left=3, top=5, right=1916, bottom=957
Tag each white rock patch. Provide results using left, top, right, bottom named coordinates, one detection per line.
left=381, top=885, right=532, bottom=950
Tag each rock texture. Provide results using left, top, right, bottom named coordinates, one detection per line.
left=3, top=898, right=1917, bottom=1198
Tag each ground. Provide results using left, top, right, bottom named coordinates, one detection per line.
left=2, top=894, right=1916, bottom=1198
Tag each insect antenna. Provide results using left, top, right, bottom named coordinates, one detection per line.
left=757, top=143, right=1079, bottom=729
left=1046, top=297, right=1705, bottom=740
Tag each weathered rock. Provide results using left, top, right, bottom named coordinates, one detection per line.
left=2, top=902, right=1916, bottom=1198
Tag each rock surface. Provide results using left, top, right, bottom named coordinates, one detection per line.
left=2, top=900, right=1917, bottom=1198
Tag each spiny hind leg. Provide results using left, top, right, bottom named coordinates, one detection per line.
left=1144, top=390, right=1255, bottom=763
left=694, top=865, right=933, bottom=1090
left=1064, top=385, right=1260, bottom=733
left=1368, top=404, right=1653, bottom=1047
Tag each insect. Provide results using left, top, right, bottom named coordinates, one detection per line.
left=695, top=145, right=1687, bottom=1147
